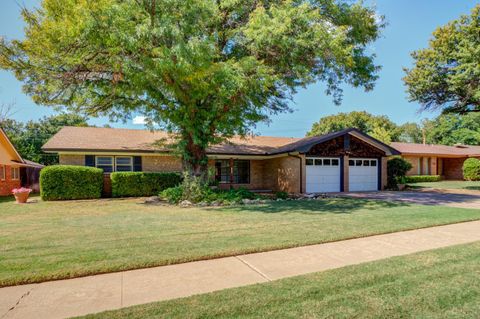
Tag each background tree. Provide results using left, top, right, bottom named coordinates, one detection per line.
left=397, top=122, right=423, bottom=144
left=404, top=5, right=480, bottom=114
left=2, top=113, right=88, bottom=165
left=307, top=111, right=400, bottom=143
left=0, top=0, right=383, bottom=179
left=423, top=113, right=480, bottom=146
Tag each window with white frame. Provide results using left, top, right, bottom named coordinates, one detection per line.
left=115, top=157, right=133, bottom=172
left=0, top=165, right=5, bottom=180
left=95, top=156, right=114, bottom=173
left=11, top=167, right=20, bottom=180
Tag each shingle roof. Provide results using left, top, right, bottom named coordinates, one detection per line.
left=43, top=126, right=301, bottom=155
left=43, top=126, right=401, bottom=156
left=391, top=142, right=480, bottom=157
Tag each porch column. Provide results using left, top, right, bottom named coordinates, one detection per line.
left=229, top=158, right=234, bottom=183
left=381, top=157, right=388, bottom=190
left=342, top=155, right=349, bottom=192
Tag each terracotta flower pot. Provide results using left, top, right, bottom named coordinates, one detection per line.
left=14, top=192, right=30, bottom=204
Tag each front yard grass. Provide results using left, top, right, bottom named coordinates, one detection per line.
left=1, top=196, right=480, bottom=287
left=81, top=241, right=480, bottom=319
left=409, top=180, right=480, bottom=191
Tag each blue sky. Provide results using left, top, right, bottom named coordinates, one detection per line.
left=0, top=0, right=477, bottom=137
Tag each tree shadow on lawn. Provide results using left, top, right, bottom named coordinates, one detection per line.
left=211, top=198, right=411, bottom=215
left=465, top=186, right=480, bottom=191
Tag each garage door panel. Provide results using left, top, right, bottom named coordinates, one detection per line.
left=349, top=158, right=378, bottom=192
left=306, top=157, right=341, bottom=193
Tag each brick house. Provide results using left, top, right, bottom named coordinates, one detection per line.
left=43, top=127, right=400, bottom=195
left=391, top=142, right=480, bottom=180
left=0, top=128, right=44, bottom=196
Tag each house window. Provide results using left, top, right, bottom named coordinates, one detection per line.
left=331, top=159, right=339, bottom=166
left=11, top=167, right=20, bottom=180
left=314, top=159, right=322, bottom=166
left=349, top=160, right=355, bottom=166
left=215, top=160, right=231, bottom=183
left=215, top=160, right=250, bottom=184
left=306, top=159, right=314, bottom=166
left=370, top=160, right=377, bottom=167
left=96, top=156, right=114, bottom=173
left=0, top=165, right=5, bottom=180
left=233, top=160, right=250, bottom=184
left=115, top=157, right=133, bottom=172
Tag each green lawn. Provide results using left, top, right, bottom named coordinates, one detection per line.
left=80, top=241, right=480, bottom=319
left=409, top=180, right=480, bottom=191
left=2, top=196, right=480, bottom=287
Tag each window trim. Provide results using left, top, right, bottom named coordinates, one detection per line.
left=95, top=156, right=114, bottom=173
left=0, top=165, right=5, bottom=180
left=115, top=156, right=133, bottom=172
left=215, top=159, right=250, bottom=184
left=11, top=167, right=20, bottom=180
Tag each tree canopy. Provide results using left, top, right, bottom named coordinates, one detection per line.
left=0, top=0, right=383, bottom=177
left=403, top=5, right=480, bottom=114
left=307, top=111, right=400, bottom=143
left=423, top=113, right=480, bottom=146
left=1, top=113, right=89, bottom=165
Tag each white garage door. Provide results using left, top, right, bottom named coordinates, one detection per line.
left=349, top=158, right=378, bottom=192
left=306, top=157, right=341, bottom=193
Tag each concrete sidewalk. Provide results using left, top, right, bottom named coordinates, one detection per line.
left=2, top=221, right=480, bottom=319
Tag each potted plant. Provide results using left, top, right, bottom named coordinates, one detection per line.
left=397, top=176, right=407, bottom=191
left=12, top=187, right=32, bottom=204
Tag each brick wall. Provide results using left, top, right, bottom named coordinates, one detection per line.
left=0, top=165, right=21, bottom=196
left=142, top=156, right=183, bottom=172
left=59, top=154, right=85, bottom=166
left=443, top=157, right=467, bottom=180
left=263, top=156, right=302, bottom=193
left=381, top=157, right=388, bottom=190
left=402, top=155, right=438, bottom=176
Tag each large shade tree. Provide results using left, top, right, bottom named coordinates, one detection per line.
left=404, top=5, right=480, bottom=114
left=0, top=0, right=383, bottom=178
left=307, top=111, right=400, bottom=143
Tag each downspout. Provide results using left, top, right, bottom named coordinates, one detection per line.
left=288, top=153, right=303, bottom=193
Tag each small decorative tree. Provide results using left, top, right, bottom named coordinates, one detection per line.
left=387, top=158, right=412, bottom=190
left=463, top=158, right=480, bottom=181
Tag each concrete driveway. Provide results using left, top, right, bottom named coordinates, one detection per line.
left=342, top=190, right=480, bottom=209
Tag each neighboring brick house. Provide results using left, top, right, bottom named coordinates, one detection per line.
left=43, top=127, right=400, bottom=195
left=0, top=128, right=44, bottom=196
left=391, top=142, right=480, bottom=180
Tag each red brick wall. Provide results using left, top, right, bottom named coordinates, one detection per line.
left=443, top=157, right=467, bottom=180
left=0, top=165, right=21, bottom=196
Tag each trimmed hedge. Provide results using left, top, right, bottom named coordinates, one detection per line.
left=387, top=157, right=413, bottom=189
left=463, top=158, right=480, bottom=181
left=111, top=172, right=182, bottom=197
left=40, top=165, right=103, bottom=201
left=405, top=175, right=442, bottom=183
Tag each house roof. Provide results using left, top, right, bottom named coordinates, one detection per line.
left=42, top=126, right=400, bottom=156
left=391, top=142, right=480, bottom=157
left=0, top=127, right=44, bottom=167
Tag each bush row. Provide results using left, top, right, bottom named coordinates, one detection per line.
left=404, top=175, right=442, bottom=183
left=40, top=165, right=103, bottom=201
left=463, top=158, right=480, bottom=181
left=40, top=166, right=182, bottom=201
left=111, top=172, right=181, bottom=197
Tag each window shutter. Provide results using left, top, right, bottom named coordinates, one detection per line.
left=85, top=155, right=95, bottom=167
left=133, top=156, right=142, bottom=172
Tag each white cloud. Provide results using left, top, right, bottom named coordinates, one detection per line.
left=133, top=116, right=147, bottom=125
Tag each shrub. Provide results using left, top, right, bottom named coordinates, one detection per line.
left=160, top=183, right=258, bottom=205
left=463, top=158, right=480, bottom=181
left=275, top=191, right=289, bottom=200
left=405, top=175, right=442, bottom=183
left=111, top=172, right=181, bottom=197
left=40, top=165, right=103, bottom=201
left=387, top=157, right=413, bottom=189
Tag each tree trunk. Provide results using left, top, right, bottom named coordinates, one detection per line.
left=183, top=134, right=209, bottom=183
